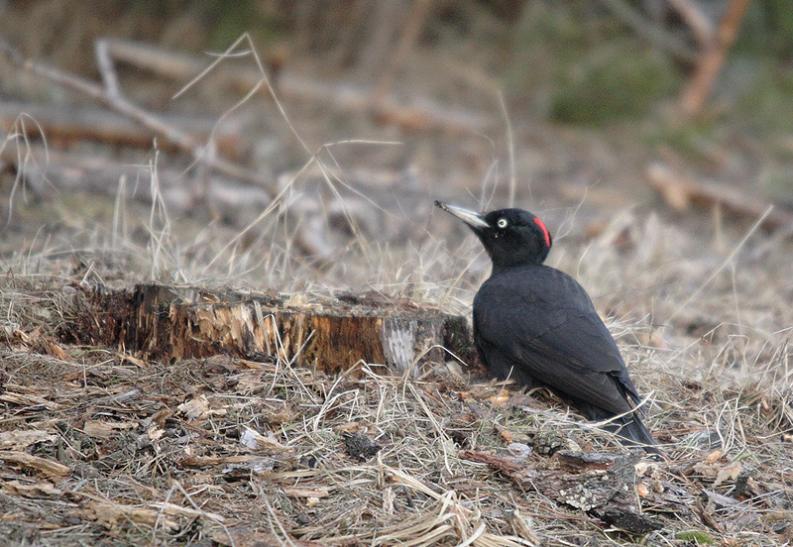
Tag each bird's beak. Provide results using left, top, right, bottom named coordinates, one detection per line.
left=434, top=201, right=489, bottom=229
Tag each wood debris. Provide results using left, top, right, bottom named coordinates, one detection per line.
left=0, top=450, right=71, bottom=478
left=83, top=500, right=179, bottom=531
left=646, top=162, right=793, bottom=231
left=101, top=38, right=491, bottom=135
left=0, top=430, right=57, bottom=450
left=0, top=100, right=244, bottom=159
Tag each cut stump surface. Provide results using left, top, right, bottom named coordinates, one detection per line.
left=66, top=284, right=477, bottom=374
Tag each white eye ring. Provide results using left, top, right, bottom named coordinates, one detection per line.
left=496, top=218, right=508, bottom=228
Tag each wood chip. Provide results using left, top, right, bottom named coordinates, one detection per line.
left=85, top=500, right=179, bottom=531
left=0, top=451, right=71, bottom=478
left=149, top=501, right=225, bottom=523
left=83, top=419, right=139, bottom=439
left=3, top=479, right=63, bottom=497
left=0, top=430, right=57, bottom=450
left=0, top=391, right=59, bottom=410
left=282, top=486, right=330, bottom=499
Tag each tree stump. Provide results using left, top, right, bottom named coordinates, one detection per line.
left=66, top=284, right=477, bottom=374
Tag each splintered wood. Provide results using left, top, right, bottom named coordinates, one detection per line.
left=69, top=284, right=475, bottom=374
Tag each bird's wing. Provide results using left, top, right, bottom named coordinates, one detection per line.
left=475, top=274, right=640, bottom=415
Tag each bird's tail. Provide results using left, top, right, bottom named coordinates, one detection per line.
left=605, top=413, right=660, bottom=455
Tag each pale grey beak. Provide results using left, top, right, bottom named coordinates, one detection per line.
left=434, top=201, right=490, bottom=229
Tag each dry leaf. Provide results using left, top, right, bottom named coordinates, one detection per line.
left=44, top=340, right=68, bottom=360
left=0, top=391, right=58, bottom=410
left=705, top=449, right=723, bottom=464
left=177, top=394, right=210, bottom=420
left=239, top=427, right=291, bottom=453
left=713, top=462, right=742, bottom=487
left=146, top=424, right=164, bottom=442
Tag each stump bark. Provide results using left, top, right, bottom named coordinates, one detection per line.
left=66, top=284, right=477, bottom=374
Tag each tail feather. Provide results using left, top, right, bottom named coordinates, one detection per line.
left=604, top=413, right=660, bottom=455
left=573, top=398, right=661, bottom=455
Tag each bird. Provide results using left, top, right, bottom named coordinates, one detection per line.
left=436, top=201, right=659, bottom=453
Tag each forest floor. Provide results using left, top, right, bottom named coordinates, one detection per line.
left=2, top=150, right=792, bottom=545
left=1, top=15, right=793, bottom=545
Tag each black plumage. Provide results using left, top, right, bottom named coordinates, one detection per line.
left=436, top=201, right=658, bottom=453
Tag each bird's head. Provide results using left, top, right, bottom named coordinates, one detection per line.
left=435, top=201, right=552, bottom=270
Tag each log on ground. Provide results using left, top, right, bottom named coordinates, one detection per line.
left=64, top=284, right=478, bottom=374
left=0, top=100, right=244, bottom=159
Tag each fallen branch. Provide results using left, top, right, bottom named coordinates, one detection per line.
left=646, top=162, right=793, bottom=231
left=0, top=100, right=244, bottom=159
left=66, top=284, right=479, bottom=373
left=2, top=144, right=402, bottom=256
left=678, top=0, right=751, bottom=116
left=0, top=450, right=71, bottom=478
left=0, top=39, right=274, bottom=196
left=0, top=145, right=269, bottom=219
left=101, top=38, right=491, bottom=135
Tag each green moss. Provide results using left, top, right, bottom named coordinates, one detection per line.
left=550, top=42, right=679, bottom=125
left=505, top=2, right=680, bottom=125
left=199, top=0, right=285, bottom=50
left=736, top=0, right=793, bottom=58
left=734, top=62, right=793, bottom=134
left=645, top=117, right=719, bottom=162
left=760, top=168, right=793, bottom=206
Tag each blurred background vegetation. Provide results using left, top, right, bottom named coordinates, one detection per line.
left=1, top=0, right=792, bottom=247
left=3, top=0, right=792, bottom=129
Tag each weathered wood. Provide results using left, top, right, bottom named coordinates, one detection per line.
left=646, top=162, right=793, bottom=232
left=0, top=145, right=270, bottom=220
left=0, top=100, right=244, bottom=159
left=102, top=38, right=491, bottom=135
left=65, top=284, right=477, bottom=374
left=461, top=449, right=663, bottom=534
left=0, top=40, right=275, bottom=197
left=679, top=0, right=751, bottom=116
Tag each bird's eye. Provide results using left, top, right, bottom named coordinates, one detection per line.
left=496, top=218, right=508, bottom=228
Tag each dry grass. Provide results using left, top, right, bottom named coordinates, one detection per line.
left=1, top=183, right=792, bottom=546
left=1, top=33, right=792, bottom=546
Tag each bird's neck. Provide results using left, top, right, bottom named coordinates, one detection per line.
left=490, top=256, right=545, bottom=275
